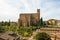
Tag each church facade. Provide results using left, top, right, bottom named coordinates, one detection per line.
left=18, top=9, right=40, bottom=26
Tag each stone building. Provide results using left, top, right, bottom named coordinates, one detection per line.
left=56, top=20, right=60, bottom=26
left=47, top=19, right=60, bottom=25
left=18, top=9, right=40, bottom=26
left=48, top=19, right=56, bottom=25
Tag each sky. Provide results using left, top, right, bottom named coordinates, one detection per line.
left=0, top=0, right=60, bottom=22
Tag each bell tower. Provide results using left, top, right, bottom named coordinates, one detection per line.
left=37, top=9, right=40, bottom=20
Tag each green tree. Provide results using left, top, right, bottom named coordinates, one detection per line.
left=0, top=26, right=6, bottom=33
left=4, top=21, right=8, bottom=26
left=1, top=21, right=4, bottom=26
left=40, top=17, right=43, bottom=26
left=38, top=17, right=44, bottom=26
left=8, top=20, right=10, bottom=26
left=34, top=32, right=51, bottom=40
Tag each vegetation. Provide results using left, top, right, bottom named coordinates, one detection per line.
left=38, top=17, right=44, bottom=27
left=8, top=20, right=10, bottom=26
left=34, top=32, right=51, bottom=40
left=0, top=18, right=59, bottom=38
left=0, top=21, right=11, bottom=26
left=0, top=25, right=39, bottom=37
left=40, top=17, right=44, bottom=26
left=0, top=26, right=6, bottom=33
left=17, top=26, right=38, bottom=37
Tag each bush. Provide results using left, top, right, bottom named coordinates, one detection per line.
left=0, top=26, right=6, bottom=33
left=34, top=32, right=51, bottom=40
left=17, top=26, right=33, bottom=37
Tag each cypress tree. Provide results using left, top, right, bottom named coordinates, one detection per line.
left=37, top=17, right=44, bottom=26
left=8, top=20, right=10, bottom=26
left=40, top=17, right=43, bottom=26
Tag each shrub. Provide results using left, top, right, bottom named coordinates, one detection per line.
left=0, top=26, right=6, bottom=33
left=34, top=32, right=51, bottom=40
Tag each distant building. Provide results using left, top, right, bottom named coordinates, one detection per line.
left=18, top=9, right=40, bottom=26
left=56, top=20, right=60, bottom=25
left=47, top=19, right=60, bottom=25
left=48, top=19, right=56, bottom=25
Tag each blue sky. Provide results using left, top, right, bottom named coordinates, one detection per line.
left=0, top=0, right=60, bottom=22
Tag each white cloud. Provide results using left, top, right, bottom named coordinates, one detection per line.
left=19, top=0, right=41, bottom=13
left=40, top=1, right=60, bottom=21
left=0, top=0, right=19, bottom=21
left=0, top=0, right=60, bottom=21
